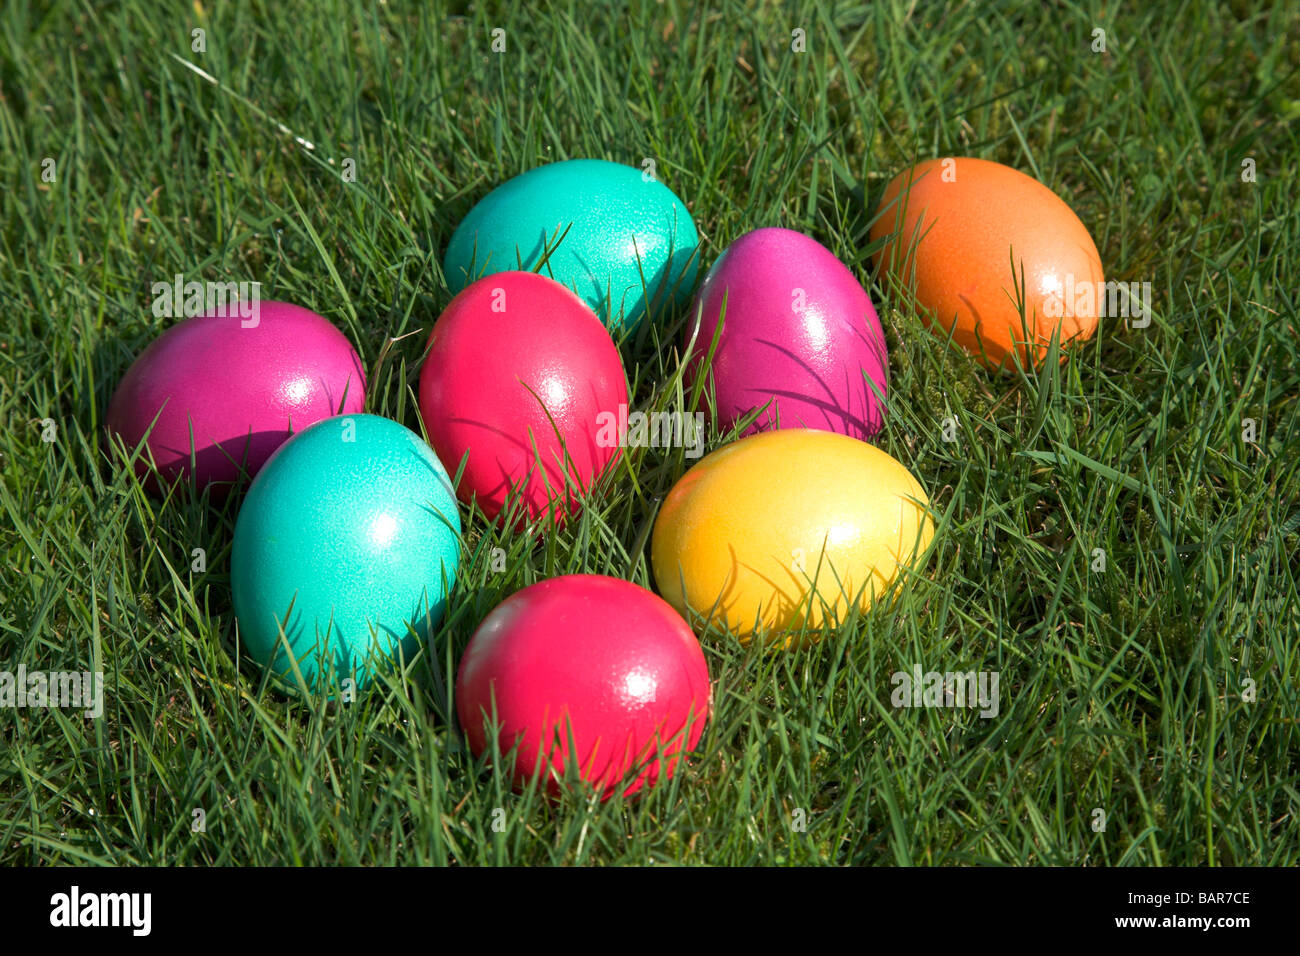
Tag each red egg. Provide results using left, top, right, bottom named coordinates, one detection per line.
left=418, top=272, right=628, bottom=525
left=105, top=301, right=366, bottom=493
left=455, top=575, right=712, bottom=799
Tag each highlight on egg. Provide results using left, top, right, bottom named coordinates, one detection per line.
left=651, top=429, right=934, bottom=644
left=443, top=158, right=700, bottom=331
left=105, top=300, right=366, bottom=493
left=870, top=157, right=1105, bottom=371
left=455, top=574, right=711, bottom=800
left=688, top=226, right=889, bottom=440
left=418, top=271, right=629, bottom=526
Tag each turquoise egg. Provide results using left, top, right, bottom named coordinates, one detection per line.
left=443, top=159, right=699, bottom=331
left=231, top=413, right=462, bottom=692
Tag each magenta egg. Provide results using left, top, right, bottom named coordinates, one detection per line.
left=456, top=575, right=711, bottom=799
left=688, top=227, right=889, bottom=439
left=105, top=301, right=366, bottom=493
left=418, top=272, right=628, bottom=526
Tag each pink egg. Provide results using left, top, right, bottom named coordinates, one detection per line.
left=418, top=272, right=628, bottom=525
left=456, top=575, right=711, bottom=799
left=688, top=227, right=888, bottom=439
left=106, top=301, right=366, bottom=493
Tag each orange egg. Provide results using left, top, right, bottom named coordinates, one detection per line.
left=870, top=158, right=1105, bottom=370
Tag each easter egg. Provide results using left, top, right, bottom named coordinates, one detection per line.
left=443, top=159, right=699, bottom=331
left=106, top=301, right=365, bottom=492
left=418, top=271, right=628, bottom=525
left=689, top=227, right=888, bottom=439
left=456, top=575, right=711, bottom=799
left=651, top=429, right=933, bottom=643
left=870, top=157, right=1105, bottom=370
left=231, top=413, right=461, bottom=691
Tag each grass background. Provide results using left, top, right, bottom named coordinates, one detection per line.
left=2, top=0, right=1298, bottom=865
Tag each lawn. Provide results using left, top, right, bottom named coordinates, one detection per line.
left=1, top=0, right=1297, bottom=865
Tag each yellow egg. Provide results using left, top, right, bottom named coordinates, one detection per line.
left=651, top=429, right=934, bottom=643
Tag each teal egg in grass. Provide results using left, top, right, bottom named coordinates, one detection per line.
left=231, top=414, right=462, bottom=692
left=443, top=159, right=699, bottom=332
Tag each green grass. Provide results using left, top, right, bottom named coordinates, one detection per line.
left=2, top=0, right=1298, bottom=865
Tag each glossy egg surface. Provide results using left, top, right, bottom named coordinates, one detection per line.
left=651, top=429, right=933, bottom=643
left=106, top=301, right=365, bottom=492
left=418, top=271, right=627, bottom=525
left=231, top=413, right=461, bottom=691
left=443, top=159, right=699, bottom=331
left=456, top=575, right=711, bottom=798
left=690, top=227, right=888, bottom=438
left=871, top=157, right=1104, bottom=370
